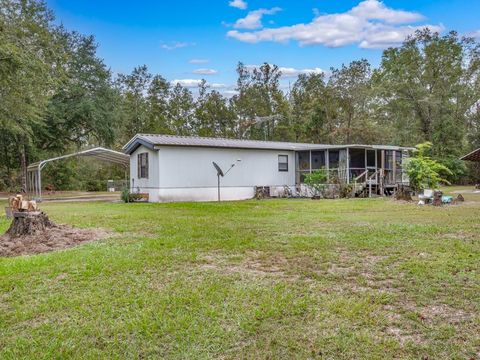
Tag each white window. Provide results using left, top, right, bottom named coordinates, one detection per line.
left=137, top=153, right=149, bottom=179
left=278, top=155, right=288, bottom=172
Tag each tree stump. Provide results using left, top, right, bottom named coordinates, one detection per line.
left=395, top=184, right=413, bottom=201
left=432, top=191, right=443, bottom=206
left=6, top=212, right=56, bottom=237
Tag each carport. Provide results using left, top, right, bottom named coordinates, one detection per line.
left=27, top=147, right=129, bottom=201
left=461, top=148, right=480, bottom=162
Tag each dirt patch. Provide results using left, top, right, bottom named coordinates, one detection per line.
left=199, top=251, right=299, bottom=280
left=0, top=225, right=110, bottom=257
left=198, top=250, right=395, bottom=288
left=385, top=326, right=426, bottom=346
left=442, top=231, right=478, bottom=243
left=418, top=304, right=474, bottom=324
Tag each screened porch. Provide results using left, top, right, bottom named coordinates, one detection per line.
left=295, top=147, right=409, bottom=186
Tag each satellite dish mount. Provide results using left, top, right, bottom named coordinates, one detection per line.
left=212, top=160, right=241, bottom=201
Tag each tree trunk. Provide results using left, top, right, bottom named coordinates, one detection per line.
left=19, top=137, right=28, bottom=193
left=6, top=212, right=56, bottom=237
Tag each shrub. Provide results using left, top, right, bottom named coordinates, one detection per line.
left=405, top=142, right=453, bottom=191
left=85, top=179, right=104, bottom=192
left=304, top=169, right=328, bottom=198
left=339, top=183, right=353, bottom=198
left=121, top=189, right=130, bottom=203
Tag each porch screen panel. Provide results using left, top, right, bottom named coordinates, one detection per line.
left=349, top=148, right=366, bottom=181
left=338, top=149, right=348, bottom=183
left=297, top=151, right=310, bottom=183
left=385, top=150, right=394, bottom=184
left=401, top=151, right=410, bottom=183
left=367, top=150, right=376, bottom=168
left=395, top=150, right=403, bottom=182
left=329, top=150, right=340, bottom=180
left=311, top=151, right=325, bottom=170
left=329, top=150, right=339, bottom=168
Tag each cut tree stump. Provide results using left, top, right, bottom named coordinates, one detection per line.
left=6, top=211, right=56, bottom=237
left=432, top=191, right=443, bottom=206
left=395, top=184, right=413, bottom=201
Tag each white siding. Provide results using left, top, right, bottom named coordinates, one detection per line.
left=129, top=145, right=160, bottom=200
left=129, top=145, right=296, bottom=202
left=156, top=146, right=295, bottom=202
left=158, top=146, right=294, bottom=186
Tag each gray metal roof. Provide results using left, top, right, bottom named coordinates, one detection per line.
left=28, top=147, right=129, bottom=171
left=123, top=134, right=415, bottom=154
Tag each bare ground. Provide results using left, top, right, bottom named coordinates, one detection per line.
left=0, top=225, right=110, bottom=257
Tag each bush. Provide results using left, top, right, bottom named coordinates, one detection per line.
left=85, top=179, right=104, bottom=192
left=121, top=189, right=130, bottom=203
left=304, top=169, right=328, bottom=198
left=339, top=183, right=353, bottom=198
left=405, top=142, right=453, bottom=191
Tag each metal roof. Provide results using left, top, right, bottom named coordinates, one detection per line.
left=123, top=134, right=414, bottom=154
left=460, top=148, right=480, bottom=162
left=27, top=147, right=129, bottom=171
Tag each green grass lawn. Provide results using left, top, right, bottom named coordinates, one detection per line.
left=0, top=187, right=479, bottom=359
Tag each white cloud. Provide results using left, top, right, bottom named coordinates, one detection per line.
left=233, top=7, right=281, bottom=30
left=171, top=79, right=226, bottom=88
left=161, top=41, right=194, bottom=50
left=229, top=0, right=247, bottom=10
left=210, top=83, right=227, bottom=89
left=171, top=79, right=203, bottom=87
left=245, top=64, right=326, bottom=78
left=466, top=30, right=480, bottom=39
left=278, top=66, right=325, bottom=78
left=192, top=68, right=218, bottom=75
left=189, top=59, right=209, bottom=64
left=223, top=90, right=240, bottom=97
left=228, top=0, right=442, bottom=49
left=349, top=0, right=424, bottom=24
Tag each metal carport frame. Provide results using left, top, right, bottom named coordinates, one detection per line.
left=27, top=147, right=130, bottom=201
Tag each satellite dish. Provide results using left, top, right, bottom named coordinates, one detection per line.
left=212, top=162, right=224, bottom=177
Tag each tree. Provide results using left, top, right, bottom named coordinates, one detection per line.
left=232, top=62, right=289, bottom=140
left=373, top=30, right=480, bottom=158
left=41, top=30, right=120, bottom=152
left=117, top=65, right=152, bottom=140
left=290, top=73, right=336, bottom=143
left=328, top=59, right=379, bottom=144
left=147, top=74, right=171, bottom=134
left=0, top=0, right=64, bottom=190
left=168, top=83, right=194, bottom=135
left=194, top=80, right=236, bottom=137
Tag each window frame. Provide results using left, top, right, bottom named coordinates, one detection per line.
left=278, top=154, right=289, bottom=172
left=137, top=152, right=149, bottom=179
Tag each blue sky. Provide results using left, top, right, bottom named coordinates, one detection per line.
left=46, top=0, right=480, bottom=94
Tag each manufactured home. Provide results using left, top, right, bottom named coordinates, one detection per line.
left=123, top=134, right=414, bottom=202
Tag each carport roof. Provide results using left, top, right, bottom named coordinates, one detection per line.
left=461, top=148, right=480, bottom=162
left=27, top=147, right=129, bottom=171
left=123, top=134, right=415, bottom=154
